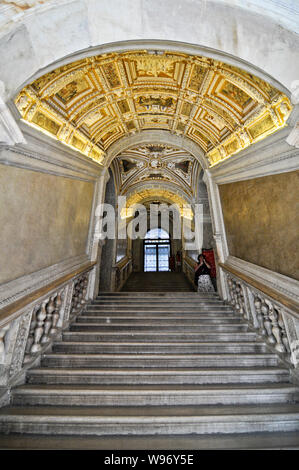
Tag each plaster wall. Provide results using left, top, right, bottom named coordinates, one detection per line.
left=0, top=163, right=94, bottom=284
left=0, top=0, right=298, bottom=103
left=219, top=170, right=299, bottom=281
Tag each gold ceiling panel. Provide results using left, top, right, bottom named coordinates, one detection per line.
left=15, top=50, right=292, bottom=166
left=113, top=144, right=197, bottom=198
left=123, top=188, right=190, bottom=219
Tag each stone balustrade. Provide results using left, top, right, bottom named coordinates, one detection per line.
left=114, top=258, right=133, bottom=291
left=183, top=256, right=196, bottom=287
left=0, top=265, right=93, bottom=395
left=223, top=269, right=299, bottom=372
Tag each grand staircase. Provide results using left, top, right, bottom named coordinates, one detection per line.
left=0, top=273, right=299, bottom=449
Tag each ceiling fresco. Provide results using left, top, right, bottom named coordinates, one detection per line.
left=15, top=50, right=292, bottom=167
left=111, top=144, right=200, bottom=198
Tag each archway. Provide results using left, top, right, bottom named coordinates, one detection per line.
left=0, top=2, right=297, bottom=305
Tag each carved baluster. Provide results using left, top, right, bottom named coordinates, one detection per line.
left=229, top=278, right=236, bottom=307
left=290, top=341, right=299, bottom=367
left=71, top=283, right=79, bottom=314
left=268, top=304, right=286, bottom=353
left=31, top=301, right=47, bottom=353
left=234, top=281, right=242, bottom=316
left=235, top=283, right=241, bottom=307
left=231, top=279, right=237, bottom=307
left=70, top=274, right=88, bottom=315
left=24, top=308, right=37, bottom=361
left=50, top=292, right=62, bottom=335
left=227, top=276, right=234, bottom=305
left=254, top=296, right=266, bottom=335
left=261, top=301, right=276, bottom=344
left=74, top=279, right=81, bottom=312
left=81, top=277, right=88, bottom=303
left=277, top=309, right=290, bottom=353
left=41, top=297, right=55, bottom=344
left=0, top=324, right=10, bottom=363
left=78, top=279, right=84, bottom=305
left=236, top=283, right=246, bottom=319
left=240, top=285, right=248, bottom=320
left=77, top=279, right=83, bottom=307
left=11, top=311, right=33, bottom=374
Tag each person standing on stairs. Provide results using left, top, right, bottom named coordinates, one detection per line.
left=194, top=254, right=215, bottom=293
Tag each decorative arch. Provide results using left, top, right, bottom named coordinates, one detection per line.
left=15, top=50, right=291, bottom=169
left=121, top=187, right=192, bottom=220
left=1, top=1, right=298, bottom=102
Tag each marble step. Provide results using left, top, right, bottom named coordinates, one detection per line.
left=41, top=352, right=281, bottom=368
left=92, top=299, right=225, bottom=305
left=52, top=341, right=268, bottom=354
left=83, top=311, right=238, bottom=319
left=85, top=308, right=234, bottom=315
left=1, top=404, right=299, bottom=436
left=122, top=288, right=195, bottom=291
left=1, top=430, right=299, bottom=450
left=75, top=316, right=243, bottom=325
left=69, top=323, right=249, bottom=332
left=94, top=296, right=223, bottom=300
left=87, top=306, right=233, bottom=312
left=11, top=383, right=299, bottom=407
left=27, top=367, right=291, bottom=386
left=98, top=292, right=219, bottom=297
left=62, top=331, right=258, bottom=342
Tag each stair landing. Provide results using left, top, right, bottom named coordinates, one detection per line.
left=121, top=272, right=195, bottom=292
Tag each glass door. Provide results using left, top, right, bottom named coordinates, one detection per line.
left=144, top=241, right=170, bottom=272
left=157, top=244, right=170, bottom=271
left=144, top=244, right=158, bottom=272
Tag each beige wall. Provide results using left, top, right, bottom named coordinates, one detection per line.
left=0, top=164, right=95, bottom=285
left=219, top=170, right=299, bottom=281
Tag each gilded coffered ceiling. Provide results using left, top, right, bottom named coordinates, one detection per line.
left=15, top=50, right=292, bottom=167
left=111, top=144, right=200, bottom=198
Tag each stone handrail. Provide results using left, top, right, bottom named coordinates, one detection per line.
left=183, top=255, right=196, bottom=286
left=114, top=257, right=133, bottom=291
left=0, top=262, right=96, bottom=328
left=0, top=262, right=95, bottom=396
left=219, top=263, right=299, bottom=318
left=219, top=262, right=299, bottom=376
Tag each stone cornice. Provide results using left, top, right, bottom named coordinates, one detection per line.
left=0, top=120, right=105, bottom=182
left=209, top=126, right=299, bottom=184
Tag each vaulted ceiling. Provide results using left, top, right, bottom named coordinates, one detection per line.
left=16, top=50, right=292, bottom=167
left=111, top=144, right=200, bottom=199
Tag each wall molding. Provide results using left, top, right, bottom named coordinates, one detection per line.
left=209, top=126, right=299, bottom=185
left=0, top=120, right=105, bottom=182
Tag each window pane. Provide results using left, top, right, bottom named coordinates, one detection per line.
left=158, top=244, right=170, bottom=271
left=144, top=245, right=157, bottom=272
